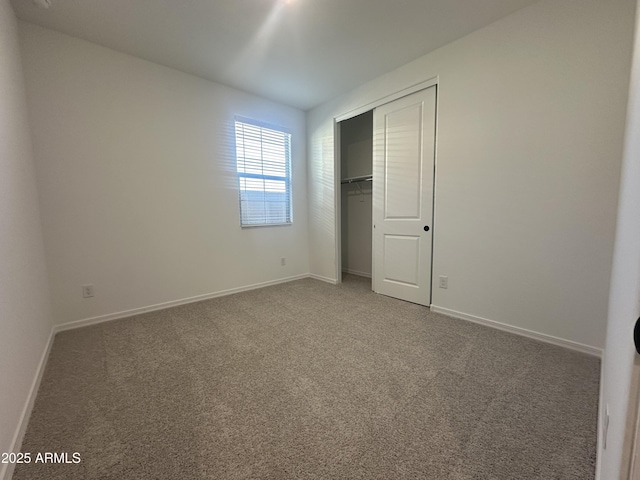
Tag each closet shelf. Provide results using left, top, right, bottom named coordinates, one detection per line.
left=341, top=175, right=372, bottom=184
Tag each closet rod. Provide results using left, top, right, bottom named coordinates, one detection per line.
left=341, top=175, right=372, bottom=184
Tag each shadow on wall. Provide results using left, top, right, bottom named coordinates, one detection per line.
left=309, top=126, right=337, bottom=271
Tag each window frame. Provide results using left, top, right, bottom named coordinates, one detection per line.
left=234, top=116, right=293, bottom=228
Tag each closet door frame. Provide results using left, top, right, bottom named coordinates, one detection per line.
left=333, top=75, right=439, bottom=286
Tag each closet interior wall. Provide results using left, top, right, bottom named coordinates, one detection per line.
left=340, top=111, right=373, bottom=279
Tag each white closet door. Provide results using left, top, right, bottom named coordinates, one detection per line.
left=372, top=86, right=436, bottom=306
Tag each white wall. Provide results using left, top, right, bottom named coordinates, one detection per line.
left=19, top=23, right=309, bottom=326
left=0, top=1, right=53, bottom=477
left=340, top=113, right=373, bottom=278
left=598, top=0, right=640, bottom=477
left=308, top=0, right=635, bottom=349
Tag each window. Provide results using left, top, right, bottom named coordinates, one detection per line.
left=235, top=118, right=292, bottom=227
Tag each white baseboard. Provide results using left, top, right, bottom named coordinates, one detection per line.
left=594, top=356, right=606, bottom=479
left=308, top=274, right=338, bottom=285
left=1, top=328, right=56, bottom=480
left=342, top=269, right=372, bottom=278
left=55, top=274, right=310, bottom=333
left=430, top=305, right=603, bottom=358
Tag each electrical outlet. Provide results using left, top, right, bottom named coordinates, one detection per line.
left=82, top=284, right=94, bottom=298
left=439, top=276, right=448, bottom=289
left=603, top=404, right=610, bottom=449
left=280, top=257, right=286, bottom=266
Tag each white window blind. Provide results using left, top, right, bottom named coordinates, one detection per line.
left=235, top=118, right=292, bottom=226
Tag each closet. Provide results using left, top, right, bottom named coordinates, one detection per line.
left=339, top=111, right=373, bottom=280
left=337, top=85, right=436, bottom=305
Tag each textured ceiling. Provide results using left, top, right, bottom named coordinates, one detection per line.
left=11, top=0, right=541, bottom=110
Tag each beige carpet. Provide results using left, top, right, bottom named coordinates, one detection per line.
left=13, top=275, right=599, bottom=479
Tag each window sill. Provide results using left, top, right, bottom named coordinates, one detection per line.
left=240, top=223, right=292, bottom=229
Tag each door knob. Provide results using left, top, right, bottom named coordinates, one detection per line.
left=634, top=317, right=640, bottom=354
left=424, top=226, right=430, bottom=232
